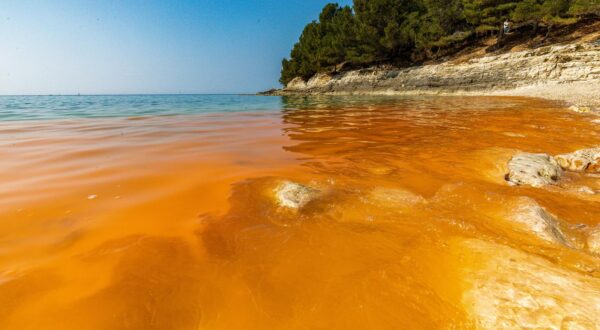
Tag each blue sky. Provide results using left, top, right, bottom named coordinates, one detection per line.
left=0, top=0, right=352, bottom=95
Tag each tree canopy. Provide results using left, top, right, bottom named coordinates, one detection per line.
left=280, top=0, right=599, bottom=84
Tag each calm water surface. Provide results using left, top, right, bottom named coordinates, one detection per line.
left=0, top=95, right=284, bottom=121
left=0, top=95, right=599, bottom=329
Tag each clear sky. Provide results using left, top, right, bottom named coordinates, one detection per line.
left=0, top=0, right=352, bottom=95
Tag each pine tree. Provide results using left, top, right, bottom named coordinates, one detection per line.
left=462, top=0, right=519, bottom=34
left=569, top=0, right=600, bottom=15
left=279, top=3, right=361, bottom=84
left=542, top=0, right=572, bottom=18
left=512, top=0, right=543, bottom=32
left=423, top=0, right=465, bottom=34
left=280, top=0, right=599, bottom=85
left=541, top=0, right=576, bottom=32
left=316, top=4, right=357, bottom=69
left=353, top=0, right=425, bottom=60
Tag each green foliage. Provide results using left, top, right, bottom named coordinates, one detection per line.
left=462, top=0, right=519, bottom=34
left=279, top=0, right=598, bottom=85
left=569, top=0, right=600, bottom=15
left=279, top=4, right=357, bottom=84
left=512, top=0, right=543, bottom=24
left=431, top=31, right=474, bottom=48
left=423, top=0, right=465, bottom=33
left=540, top=0, right=580, bottom=25
left=543, top=0, right=572, bottom=18
left=353, top=0, right=426, bottom=58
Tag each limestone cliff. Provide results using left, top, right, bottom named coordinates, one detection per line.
left=282, top=42, right=600, bottom=94
left=266, top=36, right=600, bottom=109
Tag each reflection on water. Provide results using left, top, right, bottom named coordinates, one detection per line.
left=280, top=94, right=531, bottom=111
left=0, top=96, right=599, bottom=329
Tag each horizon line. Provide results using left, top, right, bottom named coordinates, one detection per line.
left=0, top=93, right=268, bottom=97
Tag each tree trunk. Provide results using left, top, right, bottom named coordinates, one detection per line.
left=545, top=24, right=552, bottom=39
left=497, top=24, right=505, bottom=48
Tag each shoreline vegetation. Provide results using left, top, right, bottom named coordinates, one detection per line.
left=263, top=0, right=600, bottom=110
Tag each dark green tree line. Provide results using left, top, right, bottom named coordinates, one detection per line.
left=280, top=0, right=599, bottom=84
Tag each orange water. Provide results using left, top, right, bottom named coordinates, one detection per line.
left=1, top=96, right=599, bottom=329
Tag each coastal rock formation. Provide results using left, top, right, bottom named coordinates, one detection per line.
left=555, top=147, right=600, bottom=172
left=505, top=153, right=562, bottom=187
left=267, top=41, right=600, bottom=109
left=274, top=181, right=320, bottom=209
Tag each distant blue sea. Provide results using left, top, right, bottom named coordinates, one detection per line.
left=0, top=95, right=285, bottom=121
left=0, top=94, right=549, bottom=122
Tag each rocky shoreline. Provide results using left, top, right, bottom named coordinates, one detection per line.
left=263, top=32, right=600, bottom=110
left=273, top=146, right=600, bottom=254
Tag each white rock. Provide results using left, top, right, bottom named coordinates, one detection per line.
left=569, top=105, right=592, bottom=113
left=555, top=147, right=600, bottom=172
left=285, top=77, right=308, bottom=90
left=274, top=181, right=319, bottom=209
left=506, top=153, right=562, bottom=187
left=578, top=186, right=596, bottom=195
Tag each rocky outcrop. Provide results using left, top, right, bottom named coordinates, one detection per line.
left=556, top=147, right=600, bottom=172
left=505, top=153, right=563, bottom=187
left=505, top=147, right=600, bottom=187
left=267, top=40, right=600, bottom=109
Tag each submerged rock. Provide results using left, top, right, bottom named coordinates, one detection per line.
left=460, top=239, right=600, bottom=329
left=502, top=132, right=526, bottom=138
left=366, top=165, right=396, bottom=176
left=569, top=105, right=592, bottom=113
left=587, top=226, right=600, bottom=255
left=509, top=198, right=575, bottom=248
left=578, top=186, right=596, bottom=195
left=505, top=153, right=562, bottom=187
left=368, top=187, right=425, bottom=207
left=274, top=181, right=320, bottom=209
left=555, top=147, right=600, bottom=172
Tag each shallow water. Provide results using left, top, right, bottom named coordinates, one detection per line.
left=0, top=95, right=599, bottom=329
